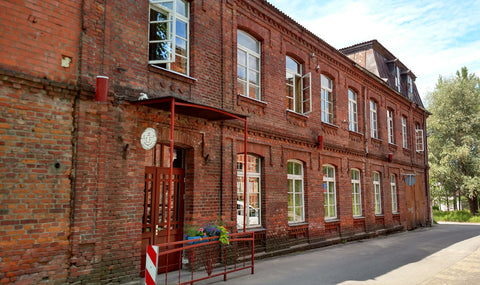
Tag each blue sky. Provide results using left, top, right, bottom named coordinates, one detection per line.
left=268, top=0, right=480, bottom=103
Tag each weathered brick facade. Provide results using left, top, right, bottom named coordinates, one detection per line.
left=0, top=0, right=430, bottom=283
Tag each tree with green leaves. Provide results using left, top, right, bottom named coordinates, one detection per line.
left=427, top=67, right=480, bottom=215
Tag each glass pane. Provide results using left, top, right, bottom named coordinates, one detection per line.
left=287, top=179, right=293, bottom=193
left=288, top=207, right=293, bottom=222
left=287, top=162, right=293, bottom=174
left=238, top=31, right=259, bottom=52
left=295, top=207, right=302, bottom=221
left=237, top=49, right=246, bottom=66
left=295, top=194, right=302, bottom=206
left=249, top=70, right=259, bottom=84
left=237, top=79, right=246, bottom=95
left=288, top=193, right=293, bottom=207
left=175, top=37, right=187, bottom=56
left=249, top=55, right=259, bottom=70
left=150, top=22, right=169, bottom=41
left=295, top=180, right=301, bottom=193
left=176, top=20, right=187, bottom=38
left=176, top=0, right=188, bottom=17
left=149, top=42, right=171, bottom=61
left=249, top=84, right=259, bottom=99
left=237, top=66, right=246, bottom=80
left=286, top=56, right=299, bottom=73
left=150, top=8, right=168, bottom=21
left=250, top=177, right=259, bottom=193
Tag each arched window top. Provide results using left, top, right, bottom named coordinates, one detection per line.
left=351, top=168, right=360, bottom=180
left=287, top=160, right=303, bottom=175
left=237, top=30, right=260, bottom=54
left=323, top=164, right=335, bottom=178
left=286, top=56, right=301, bottom=74
left=373, top=171, right=381, bottom=181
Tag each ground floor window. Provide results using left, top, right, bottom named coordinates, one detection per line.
left=373, top=171, right=382, bottom=215
left=351, top=169, right=362, bottom=217
left=287, top=160, right=304, bottom=223
left=323, top=165, right=336, bottom=219
left=391, top=174, right=398, bottom=213
left=237, top=154, right=261, bottom=228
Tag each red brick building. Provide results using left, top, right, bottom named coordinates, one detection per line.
left=0, top=0, right=430, bottom=283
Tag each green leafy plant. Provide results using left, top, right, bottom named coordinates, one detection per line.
left=185, top=224, right=230, bottom=245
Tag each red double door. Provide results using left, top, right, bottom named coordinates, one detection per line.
left=141, top=166, right=185, bottom=276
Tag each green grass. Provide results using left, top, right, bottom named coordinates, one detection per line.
left=433, top=210, right=480, bottom=223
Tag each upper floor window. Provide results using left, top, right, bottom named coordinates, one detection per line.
left=286, top=57, right=311, bottom=114
left=237, top=30, right=261, bottom=100
left=391, top=174, right=398, bottom=213
left=149, top=0, right=189, bottom=75
left=321, top=75, right=333, bottom=123
left=323, top=165, right=336, bottom=219
left=348, top=89, right=358, bottom=132
left=237, top=154, right=261, bottom=228
left=407, top=76, right=414, bottom=99
left=351, top=169, right=362, bottom=217
left=395, top=66, right=401, bottom=92
left=287, top=160, right=304, bottom=223
left=387, top=109, right=394, bottom=144
left=370, top=100, right=378, bottom=139
left=402, top=116, right=408, bottom=148
left=415, top=123, right=424, bottom=152
left=373, top=171, right=382, bottom=215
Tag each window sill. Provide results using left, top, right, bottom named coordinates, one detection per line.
left=148, top=64, right=197, bottom=84
left=325, top=218, right=340, bottom=223
left=237, top=94, right=267, bottom=115
left=237, top=227, right=266, bottom=233
left=353, top=216, right=365, bottom=220
left=286, top=110, right=308, bottom=126
left=321, top=122, right=339, bottom=135
left=288, top=222, right=308, bottom=227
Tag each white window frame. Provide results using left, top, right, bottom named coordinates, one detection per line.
left=237, top=154, right=261, bottom=228
left=395, top=66, right=401, bottom=92
left=351, top=169, right=362, bottom=217
left=387, top=109, right=394, bottom=144
left=287, top=160, right=305, bottom=223
left=286, top=57, right=311, bottom=114
left=321, top=75, right=334, bottom=124
left=348, top=89, right=358, bottom=132
left=407, top=76, right=413, bottom=99
left=149, top=0, right=190, bottom=75
left=373, top=171, right=382, bottom=215
left=323, top=164, right=337, bottom=219
left=415, top=124, right=424, bottom=152
left=237, top=30, right=261, bottom=100
left=370, top=100, right=378, bottom=139
left=391, top=174, right=398, bottom=213
left=402, top=116, right=408, bottom=148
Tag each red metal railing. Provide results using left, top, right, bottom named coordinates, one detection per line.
left=150, top=232, right=255, bottom=284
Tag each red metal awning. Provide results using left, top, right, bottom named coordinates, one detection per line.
left=132, top=96, right=247, bottom=121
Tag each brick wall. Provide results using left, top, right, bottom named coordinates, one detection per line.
left=0, top=71, right=75, bottom=284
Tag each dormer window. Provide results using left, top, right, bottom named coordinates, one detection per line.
left=407, top=76, right=413, bottom=99
left=395, top=66, right=401, bottom=92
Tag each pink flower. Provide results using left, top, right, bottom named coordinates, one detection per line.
left=199, top=228, right=204, bottom=232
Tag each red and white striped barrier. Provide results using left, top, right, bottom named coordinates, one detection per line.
left=145, top=245, right=159, bottom=285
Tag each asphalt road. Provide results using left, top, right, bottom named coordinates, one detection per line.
left=211, top=223, right=480, bottom=285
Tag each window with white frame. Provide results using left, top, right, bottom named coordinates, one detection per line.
left=237, top=154, right=261, bottom=228
left=351, top=169, right=362, bottom=217
left=395, top=66, right=401, bottom=92
left=415, top=123, right=424, bottom=152
left=391, top=174, right=398, bottom=213
left=321, top=75, right=334, bottom=123
left=286, top=57, right=311, bottom=114
left=387, top=109, right=394, bottom=144
left=373, top=171, right=382, bottom=215
left=149, top=0, right=189, bottom=75
left=402, top=116, right=408, bottom=148
left=287, top=160, right=304, bottom=223
left=407, top=76, right=413, bottom=99
left=237, top=30, right=261, bottom=100
left=348, top=89, right=358, bottom=132
left=370, top=100, right=378, bottom=139
left=323, top=165, right=336, bottom=219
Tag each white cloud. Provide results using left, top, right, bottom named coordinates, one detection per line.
left=268, top=0, right=480, bottom=102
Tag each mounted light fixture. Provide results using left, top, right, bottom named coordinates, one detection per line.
left=387, top=153, right=393, bottom=162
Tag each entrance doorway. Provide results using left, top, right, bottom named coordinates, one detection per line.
left=141, top=146, right=185, bottom=275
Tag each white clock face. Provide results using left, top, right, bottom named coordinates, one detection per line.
left=141, top=127, right=157, bottom=150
